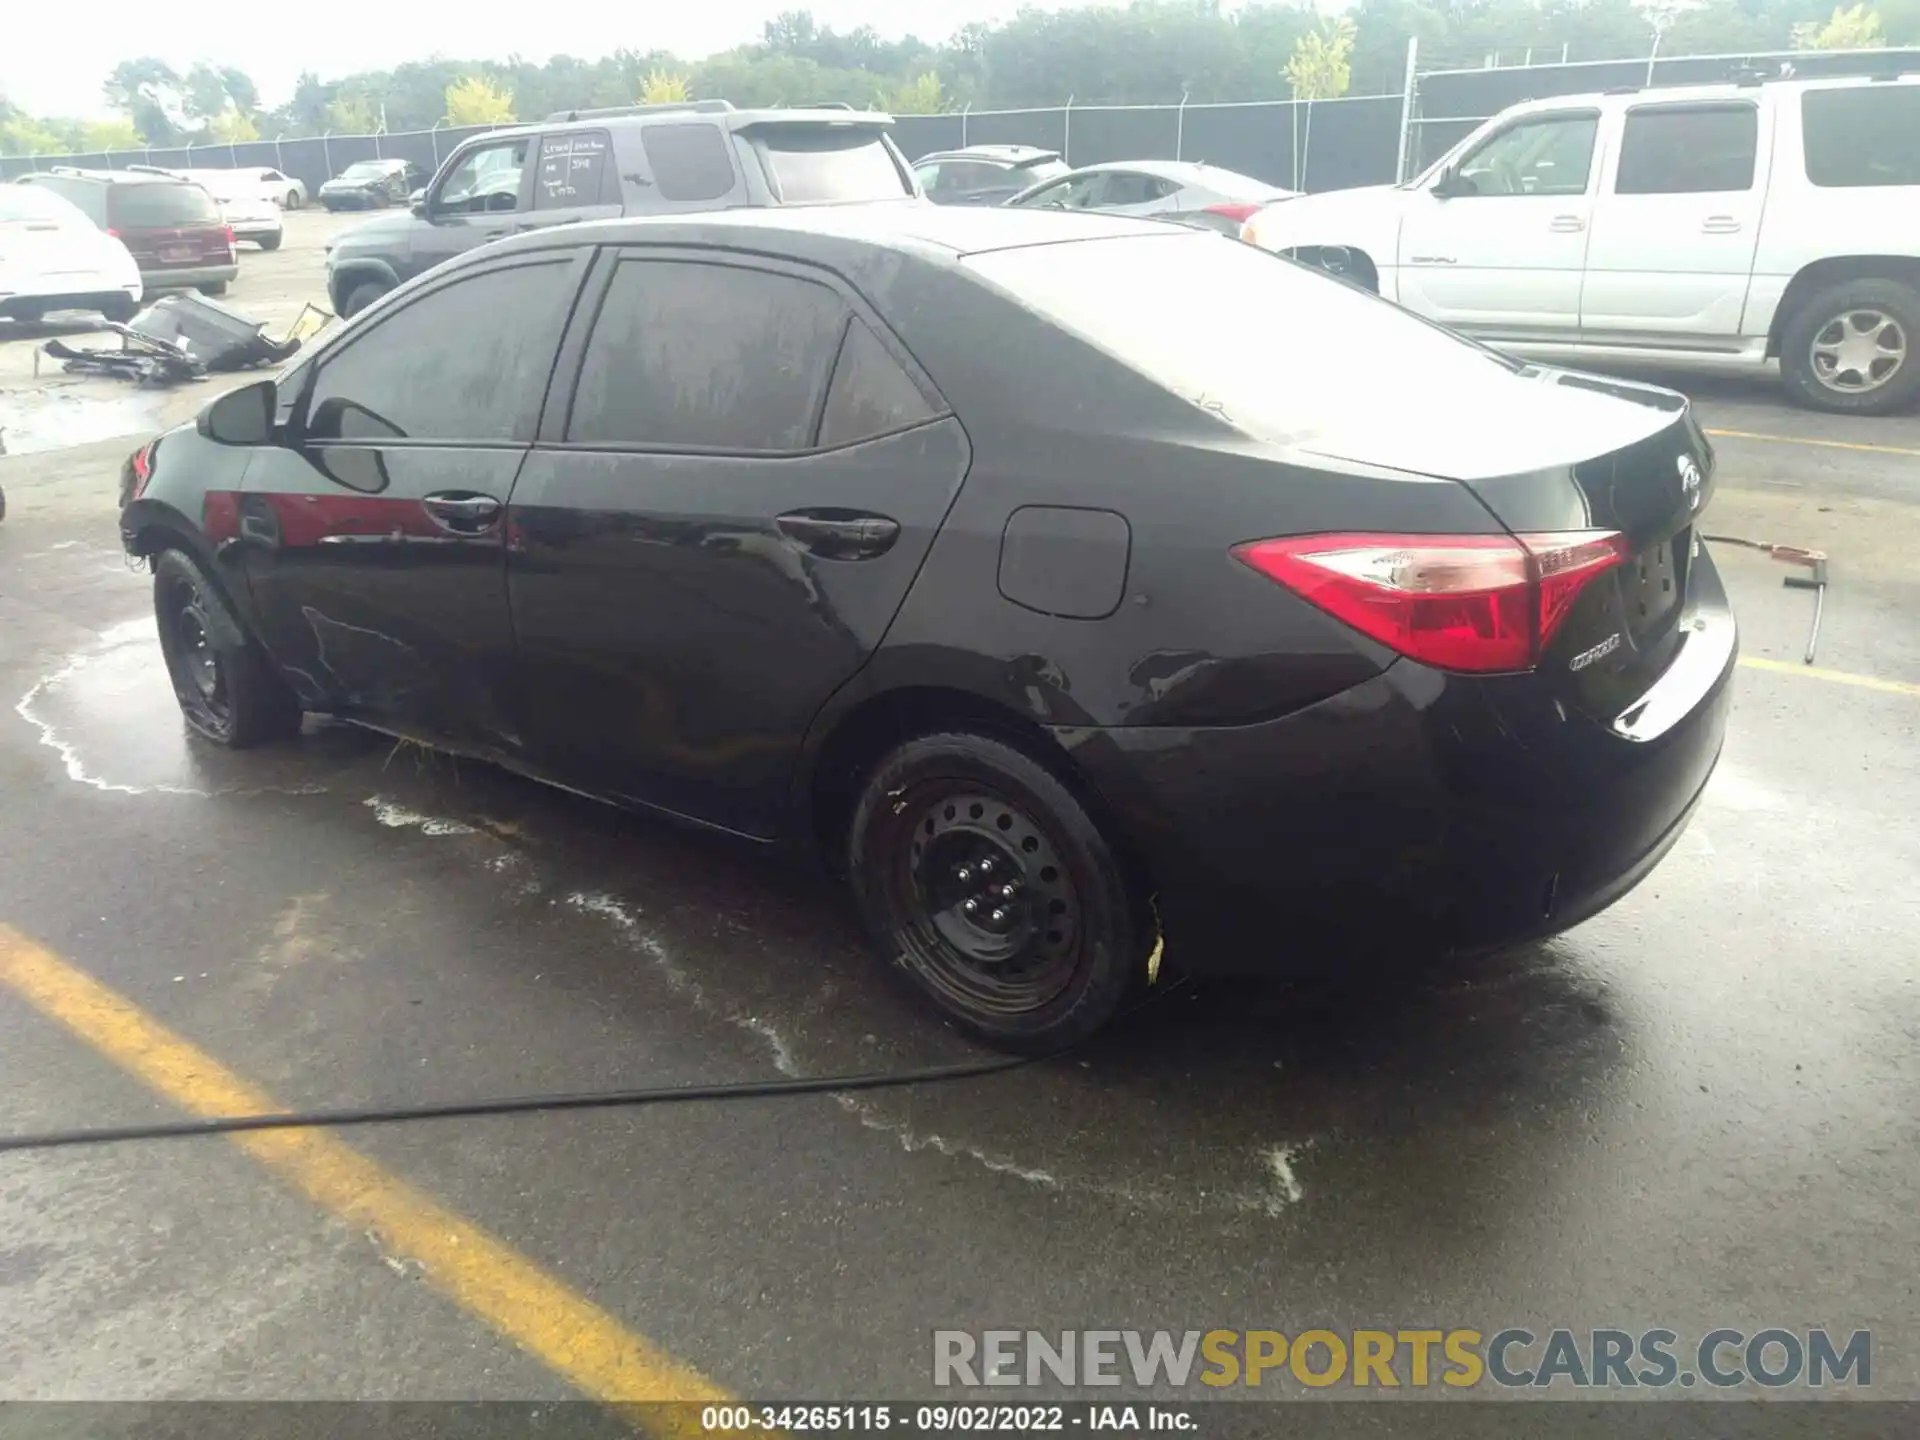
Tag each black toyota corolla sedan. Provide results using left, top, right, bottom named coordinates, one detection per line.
left=119, top=205, right=1736, bottom=1051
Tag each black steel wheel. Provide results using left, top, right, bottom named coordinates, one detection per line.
left=151, top=549, right=301, bottom=748
left=848, top=731, right=1148, bottom=1052
left=342, top=281, right=389, bottom=319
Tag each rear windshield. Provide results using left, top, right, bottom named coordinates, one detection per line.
left=340, top=162, right=392, bottom=180
left=0, top=187, right=88, bottom=226
left=1018, top=159, right=1071, bottom=184
left=757, top=127, right=912, bottom=204
left=112, top=182, right=221, bottom=227
left=1802, top=85, right=1920, bottom=188
left=965, top=233, right=1515, bottom=442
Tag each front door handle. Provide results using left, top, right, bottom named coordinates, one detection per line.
left=422, top=491, right=502, bottom=535
left=1549, top=214, right=1586, bottom=233
left=1702, top=215, right=1743, bottom=233
left=776, top=509, right=901, bottom=560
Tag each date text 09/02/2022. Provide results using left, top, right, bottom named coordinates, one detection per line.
left=700, top=1404, right=1196, bottom=1433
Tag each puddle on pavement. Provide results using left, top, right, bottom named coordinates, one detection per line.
left=0, top=383, right=177, bottom=457
left=13, top=617, right=287, bottom=796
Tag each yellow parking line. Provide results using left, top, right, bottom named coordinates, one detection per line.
left=1740, top=655, right=1920, bottom=698
left=1705, top=427, right=1920, bottom=459
left=0, top=924, right=727, bottom=1429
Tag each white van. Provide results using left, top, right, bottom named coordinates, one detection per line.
left=1241, top=72, right=1920, bottom=414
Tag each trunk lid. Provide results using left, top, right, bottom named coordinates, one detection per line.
left=1296, top=366, right=1712, bottom=714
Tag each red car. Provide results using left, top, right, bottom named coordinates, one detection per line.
left=16, top=169, right=238, bottom=297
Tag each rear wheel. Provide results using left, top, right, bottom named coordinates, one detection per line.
left=285, top=189, right=302, bottom=210
left=847, top=731, right=1148, bottom=1052
left=152, top=549, right=301, bottom=748
left=258, top=233, right=282, bottom=252
left=1780, top=278, right=1920, bottom=416
left=198, top=281, right=228, bottom=297
left=10, top=304, right=45, bottom=325
left=101, top=298, right=137, bottom=324
left=341, top=280, right=389, bottom=318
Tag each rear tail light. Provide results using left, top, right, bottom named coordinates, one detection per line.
left=1233, top=530, right=1628, bottom=674
left=223, top=225, right=236, bottom=247
left=1204, top=202, right=1262, bottom=224
left=105, top=227, right=120, bottom=238
left=128, top=441, right=157, bottom=500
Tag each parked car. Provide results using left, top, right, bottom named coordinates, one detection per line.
left=912, top=145, right=1070, bottom=205
left=142, top=165, right=305, bottom=213
left=323, top=99, right=918, bottom=317
left=14, top=169, right=236, bottom=297
left=122, top=205, right=1734, bottom=1050
left=1007, top=159, right=1295, bottom=232
left=190, top=171, right=284, bottom=251
left=1241, top=72, right=1920, bottom=414
left=0, top=184, right=142, bottom=323
left=318, top=159, right=420, bottom=211
left=248, top=167, right=308, bottom=210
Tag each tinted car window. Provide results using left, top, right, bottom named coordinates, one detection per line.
left=933, top=160, right=1006, bottom=195
left=534, top=130, right=612, bottom=209
left=1616, top=106, right=1757, bottom=194
left=29, top=178, right=107, bottom=224
left=307, top=260, right=576, bottom=444
left=641, top=123, right=737, bottom=202
left=568, top=259, right=848, bottom=450
left=112, top=183, right=221, bottom=227
left=1803, top=85, right=1920, bottom=188
left=818, top=319, right=938, bottom=448
left=437, top=140, right=529, bottom=213
left=758, top=128, right=911, bottom=202
left=1101, top=173, right=1174, bottom=205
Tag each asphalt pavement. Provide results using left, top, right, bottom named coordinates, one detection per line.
left=0, top=211, right=1916, bottom=1419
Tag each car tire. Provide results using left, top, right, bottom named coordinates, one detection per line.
left=1779, top=277, right=1920, bottom=416
left=341, top=280, right=389, bottom=318
left=258, top=233, right=283, bottom=252
left=151, top=548, right=302, bottom=749
left=847, top=730, right=1149, bottom=1053
left=10, top=304, right=45, bottom=325
left=198, top=281, right=228, bottom=297
left=285, top=190, right=302, bottom=210
left=101, top=298, right=137, bottom=324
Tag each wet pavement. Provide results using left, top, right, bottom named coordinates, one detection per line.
left=0, top=214, right=1917, bottom=1413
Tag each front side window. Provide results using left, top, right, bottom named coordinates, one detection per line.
left=1803, top=85, right=1920, bottom=189
left=1616, top=105, right=1758, bottom=194
left=567, top=259, right=849, bottom=451
left=1017, top=173, right=1104, bottom=209
left=1455, top=113, right=1599, bottom=197
left=1100, top=173, right=1175, bottom=206
left=435, top=141, right=530, bottom=214
left=306, top=260, right=576, bottom=445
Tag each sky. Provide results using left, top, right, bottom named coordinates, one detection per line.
left=1, top=0, right=1138, bottom=119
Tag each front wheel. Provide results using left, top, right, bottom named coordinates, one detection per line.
left=847, top=731, right=1149, bottom=1052
left=341, top=280, right=389, bottom=318
left=1780, top=278, right=1920, bottom=415
left=152, top=549, right=301, bottom=748
left=285, top=190, right=302, bottom=210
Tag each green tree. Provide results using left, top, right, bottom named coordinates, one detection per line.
left=103, top=57, right=183, bottom=144
left=329, top=92, right=380, bottom=133
left=444, top=75, right=516, bottom=125
left=1285, top=17, right=1357, bottom=189
left=885, top=71, right=946, bottom=113
left=84, top=117, right=144, bottom=149
left=640, top=69, right=693, bottom=103
left=0, top=112, right=71, bottom=156
left=210, top=109, right=260, bottom=142
left=1793, top=2, right=1887, bottom=45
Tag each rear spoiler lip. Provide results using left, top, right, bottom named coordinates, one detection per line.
left=734, top=113, right=895, bottom=132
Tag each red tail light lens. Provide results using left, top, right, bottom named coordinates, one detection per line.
left=1233, top=531, right=1628, bottom=674
left=128, top=441, right=157, bottom=500
left=223, top=225, right=236, bottom=247
left=1205, top=202, right=1262, bottom=223
left=105, top=227, right=120, bottom=239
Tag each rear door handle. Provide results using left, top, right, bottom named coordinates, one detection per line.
left=1549, top=214, right=1586, bottom=233
left=1702, top=215, right=1743, bottom=233
left=776, top=509, right=901, bottom=560
left=421, top=491, right=502, bottom=535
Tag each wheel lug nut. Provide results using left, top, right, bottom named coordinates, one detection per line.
left=990, top=907, right=1010, bottom=926
left=963, top=898, right=979, bottom=916
left=957, top=865, right=973, bottom=882
left=998, top=883, right=1017, bottom=899
left=978, top=857, right=995, bottom=875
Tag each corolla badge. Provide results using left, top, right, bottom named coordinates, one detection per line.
left=1677, top=453, right=1704, bottom=510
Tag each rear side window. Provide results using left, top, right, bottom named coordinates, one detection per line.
left=567, top=259, right=848, bottom=451
left=1615, top=106, right=1758, bottom=194
left=1802, top=85, right=1920, bottom=188
left=534, top=130, right=612, bottom=209
left=307, top=260, right=577, bottom=445
left=1100, top=173, right=1177, bottom=205
left=112, top=182, right=221, bottom=227
left=818, top=320, right=938, bottom=448
left=641, top=123, right=737, bottom=202
left=757, top=127, right=912, bottom=203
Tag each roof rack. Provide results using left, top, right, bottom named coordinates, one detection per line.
left=126, top=163, right=183, bottom=176
left=545, top=99, right=735, bottom=122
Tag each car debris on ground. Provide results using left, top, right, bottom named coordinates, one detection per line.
left=40, top=294, right=328, bottom=388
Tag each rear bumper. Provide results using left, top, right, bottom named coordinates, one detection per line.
left=138, top=263, right=239, bottom=290
left=1063, top=548, right=1737, bottom=971
left=230, top=219, right=283, bottom=241
left=0, top=280, right=141, bottom=316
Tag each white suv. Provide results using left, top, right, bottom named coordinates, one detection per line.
left=1241, top=72, right=1920, bottom=414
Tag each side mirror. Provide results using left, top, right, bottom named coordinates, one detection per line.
left=198, top=379, right=275, bottom=446
left=410, top=189, right=428, bottom=217
left=1432, top=168, right=1474, bottom=200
